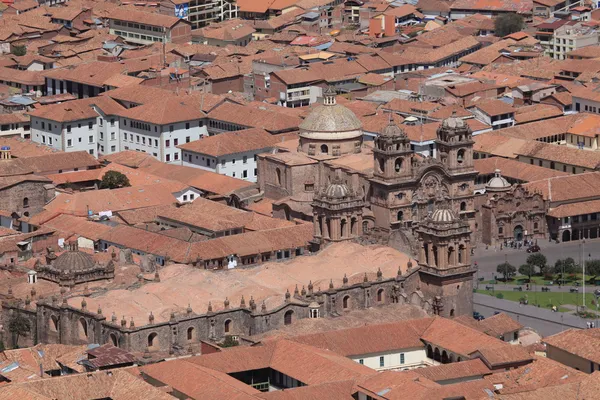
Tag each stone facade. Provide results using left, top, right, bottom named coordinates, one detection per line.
left=0, top=179, right=54, bottom=218
left=476, top=184, right=547, bottom=246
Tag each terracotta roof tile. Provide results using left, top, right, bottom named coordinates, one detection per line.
left=474, top=157, right=568, bottom=182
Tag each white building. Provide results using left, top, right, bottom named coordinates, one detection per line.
left=0, top=114, right=31, bottom=138
left=178, top=128, right=281, bottom=182
left=29, top=97, right=124, bottom=156
left=468, top=99, right=515, bottom=130
left=117, top=97, right=207, bottom=164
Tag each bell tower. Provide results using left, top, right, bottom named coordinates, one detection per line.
left=373, top=119, right=413, bottom=181
left=415, top=203, right=475, bottom=318
left=435, top=112, right=474, bottom=172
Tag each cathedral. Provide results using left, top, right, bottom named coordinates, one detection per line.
left=257, top=87, right=478, bottom=247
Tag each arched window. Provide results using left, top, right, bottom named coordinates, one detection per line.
left=23, top=197, right=29, bottom=208
left=534, top=222, right=539, bottom=230
left=343, top=295, right=350, bottom=309
left=397, top=211, right=403, bottom=221
left=148, top=332, right=158, bottom=349
left=110, top=333, right=118, bottom=347
left=428, top=199, right=434, bottom=213
left=450, top=309, right=455, bottom=317
left=460, top=201, right=466, bottom=211
left=432, top=245, right=438, bottom=266
left=284, top=310, right=293, bottom=325
left=78, top=318, right=88, bottom=340
left=378, top=157, right=385, bottom=173
left=377, top=288, right=384, bottom=302
left=187, top=327, right=195, bottom=341
left=276, top=168, right=282, bottom=186
left=362, top=220, right=369, bottom=233
left=224, top=319, right=232, bottom=333
left=457, top=149, right=465, bottom=164
left=550, top=161, right=555, bottom=170
left=394, top=157, right=403, bottom=172
left=320, top=144, right=329, bottom=154
left=341, top=219, right=347, bottom=238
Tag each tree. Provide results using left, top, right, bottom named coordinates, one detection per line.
left=8, top=314, right=31, bottom=348
left=527, top=253, right=547, bottom=275
left=11, top=45, right=26, bottom=57
left=494, top=13, right=524, bottom=37
left=496, top=262, right=516, bottom=281
left=100, top=171, right=131, bottom=189
left=554, top=257, right=579, bottom=275
left=519, top=264, right=536, bottom=280
left=586, top=259, right=600, bottom=278
left=221, top=335, right=239, bottom=348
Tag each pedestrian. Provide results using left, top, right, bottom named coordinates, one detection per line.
left=587, top=322, right=592, bottom=329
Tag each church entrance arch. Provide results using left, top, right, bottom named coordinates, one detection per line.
left=513, top=225, right=523, bottom=241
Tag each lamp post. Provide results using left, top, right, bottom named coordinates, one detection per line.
left=581, top=238, right=585, bottom=310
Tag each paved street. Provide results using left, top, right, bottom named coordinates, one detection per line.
left=473, top=238, right=600, bottom=282
left=474, top=293, right=595, bottom=337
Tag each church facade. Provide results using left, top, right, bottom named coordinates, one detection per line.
left=258, top=89, right=478, bottom=247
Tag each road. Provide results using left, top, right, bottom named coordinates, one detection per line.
left=473, top=238, right=600, bottom=282
left=473, top=293, right=594, bottom=337
left=470, top=240, right=600, bottom=336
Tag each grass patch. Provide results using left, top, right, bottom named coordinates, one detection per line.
left=475, top=289, right=597, bottom=312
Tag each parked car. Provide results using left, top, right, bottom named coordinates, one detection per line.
left=527, top=245, right=540, bottom=253
left=473, top=312, right=485, bottom=321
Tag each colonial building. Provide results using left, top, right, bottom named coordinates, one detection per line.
left=258, top=89, right=478, bottom=249
left=476, top=170, right=547, bottom=246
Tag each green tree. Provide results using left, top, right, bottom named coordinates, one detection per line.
left=9, top=314, right=31, bottom=348
left=11, top=45, right=26, bottom=56
left=586, top=259, right=600, bottom=278
left=519, top=264, right=536, bottom=280
left=527, top=253, right=547, bottom=275
left=100, top=171, right=131, bottom=189
left=554, top=257, right=579, bottom=275
left=496, top=262, right=516, bottom=281
left=221, top=335, right=239, bottom=348
left=494, top=13, right=524, bottom=37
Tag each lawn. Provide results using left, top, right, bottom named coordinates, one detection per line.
left=475, top=289, right=599, bottom=313
left=486, top=273, right=598, bottom=287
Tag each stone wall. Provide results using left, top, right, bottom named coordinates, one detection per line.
left=2, top=264, right=463, bottom=354
left=0, top=180, right=50, bottom=217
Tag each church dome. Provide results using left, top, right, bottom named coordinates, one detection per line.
left=53, top=246, right=95, bottom=272
left=440, top=111, right=468, bottom=131
left=430, top=207, right=458, bottom=223
left=486, top=169, right=511, bottom=192
left=299, top=89, right=362, bottom=138
left=380, top=120, right=406, bottom=137
left=323, top=182, right=351, bottom=199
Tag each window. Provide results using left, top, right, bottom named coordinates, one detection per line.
left=111, top=132, right=115, bottom=140
left=165, top=139, right=170, bottom=148
left=41, top=122, right=45, bottom=129
left=174, top=138, right=178, bottom=146
left=243, top=170, right=248, bottom=178
left=499, top=227, right=503, bottom=234
left=174, top=153, right=179, bottom=160
left=224, top=320, right=231, bottom=333
left=379, top=356, right=384, bottom=368
left=359, top=359, right=364, bottom=365
left=243, top=156, right=247, bottom=164
left=67, top=139, right=72, bottom=147
left=154, top=139, right=158, bottom=147
left=221, top=159, right=225, bottom=166
left=110, top=119, right=115, bottom=126
left=186, top=136, right=190, bottom=143
left=88, top=136, right=94, bottom=143
left=232, top=158, right=236, bottom=164
left=190, top=194, right=194, bottom=200
left=166, top=154, right=171, bottom=162
left=169, top=125, right=174, bottom=133
left=89, top=149, right=94, bottom=155
left=99, top=118, right=103, bottom=126
left=100, top=132, right=104, bottom=140
left=66, top=125, right=71, bottom=133
left=88, top=122, right=93, bottom=130
left=136, top=135, right=140, bottom=143
left=111, top=145, right=116, bottom=152
left=183, top=195, right=188, bottom=201
left=23, top=197, right=29, bottom=208
left=185, top=122, right=190, bottom=130
left=400, top=353, right=405, bottom=364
